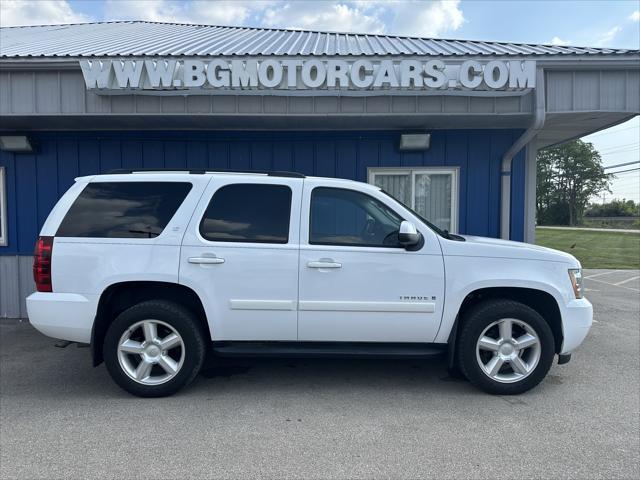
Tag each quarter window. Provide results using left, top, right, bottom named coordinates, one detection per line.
left=200, top=184, right=292, bottom=244
left=310, top=187, right=403, bottom=247
left=56, top=181, right=192, bottom=238
left=368, top=168, right=459, bottom=233
left=0, top=167, right=7, bottom=246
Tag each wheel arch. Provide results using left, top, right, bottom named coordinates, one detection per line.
left=91, top=281, right=210, bottom=366
left=446, top=287, right=563, bottom=370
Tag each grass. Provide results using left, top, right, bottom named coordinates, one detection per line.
left=535, top=228, right=640, bottom=269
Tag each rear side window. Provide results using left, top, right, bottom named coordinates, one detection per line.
left=200, top=184, right=292, bottom=243
left=56, top=182, right=192, bottom=238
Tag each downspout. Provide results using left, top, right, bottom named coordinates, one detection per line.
left=500, top=67, right=546, bottom=239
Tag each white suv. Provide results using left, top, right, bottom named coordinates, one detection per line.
left=27, top=170, right=592, bottom=397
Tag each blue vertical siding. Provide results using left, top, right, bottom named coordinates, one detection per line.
left=0, top=130, right=526, bottom=255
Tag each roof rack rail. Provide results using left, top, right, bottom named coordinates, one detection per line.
left=107, top=168, right=306, bottom=178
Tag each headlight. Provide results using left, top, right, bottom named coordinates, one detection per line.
left=568, top=268, right=584, bottom=299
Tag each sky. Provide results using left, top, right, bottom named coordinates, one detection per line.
left=1, top=0, right=639, bottom=201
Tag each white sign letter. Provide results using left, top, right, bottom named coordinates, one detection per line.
left=326, top=60, right=350, bottom=88
left=231, top=60, right=259, bottom=88
left=399, top=60, right=423, bottom=88
left=258, top=60, right=283, bottom=88
left=373, top=60, right=399, bottom=88
left=112, top=60, right=144, bottom=88
left=509, top=60, right=536, bottom=89
left=424, top=60, right=446, bottom=88
left=183, top=60, right=206, bottom=87
left=301, top=60, right=327, bottom=88
left=207, top=60, right=230, bottom=87
left=80, top=59, right=112, bottom=89
left=144, top=59, right=177, bottom=88
left=484, top=61, right=509, bottom=89
left=281, top=60, right=303, bottom=88
left=350, top=60, right=374, bottom=88
left=459, top=60, right=483, bottom=89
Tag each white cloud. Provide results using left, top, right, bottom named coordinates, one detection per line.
left=550, top=36, right=570, bottom=46
left=388, top=0, right=464, bottom=37
left=0, top=0, right=91, bottom=27
left=103, top=0, right=253, bottom=26
left=101, top=1, right=464, bottom=37
left=595, top=25, right=622, bottom=46
left=261, top=2, right=386, bottom=34
left=262, top=1, right=465, bottom=37
left=630, top=10, right=640, bottom=22
left=1, top=0, right=466, bottom=39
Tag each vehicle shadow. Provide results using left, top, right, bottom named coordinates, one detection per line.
left=190, top=354, right=472, bottom=396
left=0, top=321, right=481, bottom=400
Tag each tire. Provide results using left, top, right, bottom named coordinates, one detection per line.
left=103, top=300, right=206, bottom=397
left=457, top=300, right=555, bottom=395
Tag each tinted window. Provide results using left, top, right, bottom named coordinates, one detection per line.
left=200, top=184, right=292, bottom=243
left=310, top=187, right=403, bottom=247
left=57, top=182, right=192, bottom=238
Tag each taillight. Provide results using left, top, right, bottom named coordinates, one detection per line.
left=33, top=236, right=53, bottom=292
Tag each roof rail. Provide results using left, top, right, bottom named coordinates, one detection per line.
left=107, top=168, right=306, bottom=178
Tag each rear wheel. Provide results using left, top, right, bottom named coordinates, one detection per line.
left=104, top=300, right=206, bottom=397
left=457, top=300, right=555, bottom=395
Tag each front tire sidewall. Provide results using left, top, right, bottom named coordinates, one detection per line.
left=104, top=301, right=206, bottom=398
left=458, top=301, right=555, bottom=395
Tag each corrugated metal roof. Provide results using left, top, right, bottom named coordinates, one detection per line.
left=1, top=20, right=638, bottom=58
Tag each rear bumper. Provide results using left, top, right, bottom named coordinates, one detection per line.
left=560, top=297, right=593, bottom=354
left=26, top=292, right=98, bottom=343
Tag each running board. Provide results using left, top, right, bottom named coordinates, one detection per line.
left=211, top=342, right=446, bottom=359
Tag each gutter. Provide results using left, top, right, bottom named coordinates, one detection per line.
left=500, top=67, right=546, bottom=240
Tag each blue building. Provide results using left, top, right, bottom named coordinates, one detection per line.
left=1, top=21, right=639, bottom=317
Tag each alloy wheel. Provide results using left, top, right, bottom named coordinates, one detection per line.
left=475, top=318, right=542, bottom=383
left=117, top=319, right=185, bottom=385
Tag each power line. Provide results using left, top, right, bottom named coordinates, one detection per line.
left=599, top=148, right=640, bottom=156
left=605, top=161, right=640, bottom=169
left=598, top=142, right=639, bottom=150
left=585, top=125, right=640, bottom=138
left=598, top=145, right=640, bottom=154
left=610, top=167, right=640, bottom=175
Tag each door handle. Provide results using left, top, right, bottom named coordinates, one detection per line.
left=188, top=256, right=225, bottom=265
left=307, top=261, right=342, bottom=269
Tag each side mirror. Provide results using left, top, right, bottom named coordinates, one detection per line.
left=398, top=221, right=423, bottom=250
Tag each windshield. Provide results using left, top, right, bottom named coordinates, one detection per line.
left=379, top=189, right=456, bottom=240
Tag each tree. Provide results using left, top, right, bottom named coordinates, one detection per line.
left=586, top=199, right=640, bottom=217
left=536, top=140, right=611, bottom=226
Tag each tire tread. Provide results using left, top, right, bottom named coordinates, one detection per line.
left=103, top=299, right=206, bottom=397
left=457, top=299, right=555, bottom=395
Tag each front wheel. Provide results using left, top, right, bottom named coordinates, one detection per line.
left=103, top=300, right=206, bottom=397
left=457, top=300, right=555, bottom=395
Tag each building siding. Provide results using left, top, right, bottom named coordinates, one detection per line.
left=1, top=129, right=525, bottom=258
left=0, top=70, right=539, bottom=117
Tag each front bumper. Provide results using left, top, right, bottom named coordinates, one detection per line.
left=26, top=292, right=98, bottom=343
left=560, top=297, right=593, bottom=354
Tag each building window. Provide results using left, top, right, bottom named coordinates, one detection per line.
left=368, top=167, right=459, bottom=233
left=0, top=167, right=6, bottom=246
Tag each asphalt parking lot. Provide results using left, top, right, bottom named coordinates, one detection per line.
left=1, top=269, right=639, bottom=479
